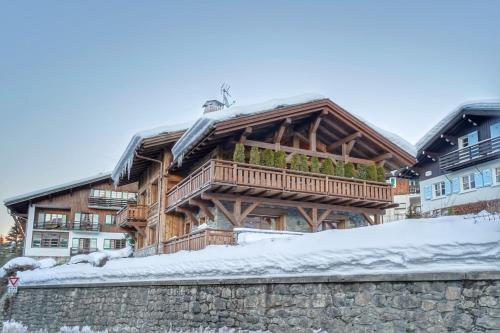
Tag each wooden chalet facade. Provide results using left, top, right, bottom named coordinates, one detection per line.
left=114, top=96, right=415, bottom=256
left=4, top=174, right=137, bottom=260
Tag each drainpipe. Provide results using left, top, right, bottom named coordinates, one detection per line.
left=134, top=152, right=163, bottom=255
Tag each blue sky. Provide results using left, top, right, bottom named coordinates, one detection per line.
left=1, top=1, right=499, bottom=233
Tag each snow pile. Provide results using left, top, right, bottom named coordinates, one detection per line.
left=37, top=258, right=57, bottom=269
left=234, top=228, right=304, bottom=245
left=415, top=100, right=500, bottom=152
left=17, top=216, right=500, bottom=286
left=1, top=321, right=28, bottom=333
left=68, top=247, right=133, bottom=267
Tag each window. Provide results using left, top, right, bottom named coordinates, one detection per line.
left=462, top=174, right=476, bottom=191
left=433, top=181, right=446, bottom=198
left=32, top=232, right=68, bottom=248
left=103, top=239, right=127, bottom=250
left=36, top=213, right=67, bottom=228
left=105, top=214, right=116, bottom=225
left=74, top=212, right=99, bottom=223
left=495, top=167, right=500, bottom=184
left=90, top=189, right=136, bottom=200
left=458, top=135, right=469, bottom=149
left=72, top=238, right=97, bottom=249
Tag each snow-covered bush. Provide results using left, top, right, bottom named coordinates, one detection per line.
left=68, top=247, right=133, bottom=267
left=37, top=258, right=57, bottom=269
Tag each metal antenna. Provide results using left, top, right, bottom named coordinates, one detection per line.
left=221, top=83, right=235, bottom=108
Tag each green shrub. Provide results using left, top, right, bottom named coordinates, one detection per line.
left=232, top=143, right=245, bottom=163
left=357, top=164, right=369, bottom=180
left=261, top=149, right=275, bottom=167
left=274, top=150, right=286, bottom=169
left=367, top=165, right=378, bottom=181
left=334, top=160, right=344, bottom=177
left=299, top=154, right=309, bottom=172
left=249, top=146, right=260, bottom=165
left=376, top=166, right=385, bottom=182
left=310, top=156, right=320, bottom=173
left=344, top=162, right=355, bottom=178
left=290, top=154, right=301, bottom=171
left=320, top=158, right=335, bottom=175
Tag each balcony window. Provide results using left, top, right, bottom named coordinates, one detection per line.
left=103, top=239, right=127, bottom=250
left=32, top=231, right=68, bottom=248
left=75, top=212, right=99, bottom=223
left=433, top=181, right=446, bottom=198
left=36, top=213, right=67, bottom=228
left=105, top=214, right=116, bottom=225
left=462, top=174, right=476, bottom=191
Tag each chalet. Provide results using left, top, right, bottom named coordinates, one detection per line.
left=113, top=95, right=416, bottom=256
left=4, top=173, right=137, bottom=261
left=412, top=101, right=500, bottom=215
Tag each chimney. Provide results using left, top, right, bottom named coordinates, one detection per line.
left=202, top=100, right=225, bottom=114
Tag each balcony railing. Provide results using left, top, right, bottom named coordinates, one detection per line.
left=117, top=204, right=147, bottom=227
left=33, top=221, right=69, bottom=230
left=166, top=159, right=393, bottom=210
left=163, top=228, right=235, bottom=254
left=70, top=247, right=98, bottom=256
left=88, top=196, right=137, bottom=210
left=72, top=222, right=100, bottom=232
left=440, top=136, right=500, bottom=171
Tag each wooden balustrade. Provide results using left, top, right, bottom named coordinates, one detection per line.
left=163, top=228, right=235, bottom=254
left=440, top=136, right=500, bottom=171
left=117, top=203, right=147, bottom=227
left=166, top=159, right=393, bottom=210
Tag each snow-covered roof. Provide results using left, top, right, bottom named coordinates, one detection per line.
left=4, top=173, right=111, bottom=206
left=415, top=100, right=500, bottom=152
left=171, top=94, right=327, bottom=164
left=171, top=94, right=417, bottom=164
left=111, top=121, right=194, bottom=184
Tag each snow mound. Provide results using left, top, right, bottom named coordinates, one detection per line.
left=2, top=257, right=39, bottom=271
left=37, top=258, right=57, bottom=269
left=68, top=247, right=133, bottom=267
left=17, top=216, right=500, bottom=286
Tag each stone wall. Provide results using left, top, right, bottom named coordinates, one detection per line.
left=3, top=272, right=500, bottom=333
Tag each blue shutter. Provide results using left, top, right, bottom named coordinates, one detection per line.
left=474, top=172, right=484, bottom=188
left=482, top=169, right=493, bottom=187
left=444, top=180, right=451, bottom=195
left=452, top=178, right=460, bottom=193
left=491, top=122, right=500, bottom=138
left=423, top=185, right=432, bottom=200
left=468, top=131, right=479, bottom=145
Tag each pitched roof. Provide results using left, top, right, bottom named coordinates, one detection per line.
left=415, top=100, right=500, bottom=152
left=4, top=173, right=111, bottom=207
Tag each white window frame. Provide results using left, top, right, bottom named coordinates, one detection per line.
left=458, top=134, right=469, bottom=149
left=461, top=173, right=476, bottom=191
left=494, top=167, right=500, bottom=185
left=433, top=181, right=446, bottom=198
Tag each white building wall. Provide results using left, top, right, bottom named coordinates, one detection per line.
left=419, top=159, right=500, bottom=213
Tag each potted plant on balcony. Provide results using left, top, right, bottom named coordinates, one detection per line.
left=320, top=158, right=335, bottom=176
left=261, top=149, right=275, bottom=167
left=249, top=146, right=261, bottom=165
left=274, top=150, right=286, bottom=169
left=233, top=143, right=246, bottom=163
left=311, top=156, right=320, bottom=173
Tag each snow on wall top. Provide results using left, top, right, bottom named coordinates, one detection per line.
left=111, top=121, right=194, bottom=184
left=415, top=100, right=500, bottom=152
left=4, top=173, right=111, bottom=206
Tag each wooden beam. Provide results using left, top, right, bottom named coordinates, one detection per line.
left=328, top=132, right=362, bottom=151
left=297, top=207, right=314, bottom=227
left=201, top=192, right=384, bottom=216
left=244, top=139, right=375, bottom=165
left=239, top=127, right=252, bottom=144
left=239, top=202, right=258, bottom=223
left=293, top=131, right=327, bottom=152
left=189, top=198, right=215, bottom=220
left=361, top=213, right=375, bottom=225
left=373, top=153, right=393, bottom=163
left=308, top=111, right=327, bottom=151
left=274, top=118, right=291, bottom=148
left=176, top=207, right=199, bottom=225
left=440, top=134, right=456, bottom=146
left=210, top=198, right=238, bottom=226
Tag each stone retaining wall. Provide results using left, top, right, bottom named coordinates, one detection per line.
left=3, top=272, right=500, bottom=332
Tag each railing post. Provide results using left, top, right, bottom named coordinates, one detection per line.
left=363, top=181, right=367, bottom=199
left=233, top=163, right=237, bottom=184
left=325, top=176, right=329, bottom=195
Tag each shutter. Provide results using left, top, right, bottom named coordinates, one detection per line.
left=468, top=131, right=479, bottom=145
left=474, top=172, right=484, bottom=188
left=491, top=122, right=500, bottom=138
left=452, top=178, right=460, bottom=193
left=444, top=180, right=451, bottom=195
left=423, top=185, right=432, bottom=200
left=482, top=169, right=493, bottom=187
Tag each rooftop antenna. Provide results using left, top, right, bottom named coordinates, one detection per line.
left=221, top=83, right=236, bottom=108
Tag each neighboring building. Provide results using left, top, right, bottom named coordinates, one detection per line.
left=113, top=95, right=416, bottom=256
left=383, top=176, right=421, bottom=222
left=414, top=101, right=500, bottom=215
left=4, top=173, right=137, bottom=261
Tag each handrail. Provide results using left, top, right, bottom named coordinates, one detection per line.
left=440, top=136, right=500, bottom=169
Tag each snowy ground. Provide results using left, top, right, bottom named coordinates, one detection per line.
left=17, top=215, right=500, bottom=286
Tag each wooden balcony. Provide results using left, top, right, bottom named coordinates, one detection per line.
left=166, top=159, right=395, bottom=212
left=117, top=204, right=147, bottom=228
left=163, top=228, right=235, bottom=254
left=440, top=136, right=500, bottom=171
left=72, top=222, right=100, bottom=232
left=88, top=196, right=136, bottom=210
